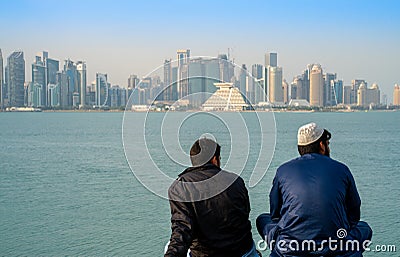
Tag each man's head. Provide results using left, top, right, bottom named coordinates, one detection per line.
left=190, top=138, right=221, bottom=167
left=297, top=122, right=331, bottom=157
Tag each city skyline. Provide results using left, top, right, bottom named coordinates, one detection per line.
left=1, top=1, right=399, bottom=102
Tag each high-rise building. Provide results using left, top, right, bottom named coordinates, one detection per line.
left=323, top=73, right=336, bottom=106
left=57, top=71, right=69, bottom=107
left=282, top=79, right=289, bottom=104
left=268, top=66, right=283, bottom=104
left=7, top=51, right=25, bottom=107
left=47, top=83, right=60, bottom=107
left=218, top=54, right=234, bottom=83
left=96, top=73, right=108, bottom=107
left=0, top=49, right=3, bottom=110
left=394, top=84, right=400, bottom=106
left=265, top=52, right=277, bottom=67
left=357, top=82, right=380, bottom=107
left=76, top=61, right=87, bottom=107
left=176, top=49, right=190, bottom=100
left=351, top=79, right=367, bottom=105
left=239, top=64, right=248, bottom=101
left=32, top=55, right=46, bottom=107
left=343, top=85, right=352, bottom=105
left=291, top=76, right=304, bottom=100
left=252, top=64, right=264, bottom=103
left=163, top=60, right=172, bottom=101
left=309, top=64, right=324, bottom=107
left=264, top=52, right=278, bottom=104
left=332, top=80, right=343, bottom=105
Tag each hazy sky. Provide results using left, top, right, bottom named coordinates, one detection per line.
left=1, top=0, right=399, bottom=102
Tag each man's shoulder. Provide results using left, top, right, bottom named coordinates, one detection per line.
left=277, top=154, right=351, bottom=174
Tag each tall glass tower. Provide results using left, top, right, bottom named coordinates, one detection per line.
left=0, top=49, right=3, bottom=110
left=7, top=51, right=25, bottom=107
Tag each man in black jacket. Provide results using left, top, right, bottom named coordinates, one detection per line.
left=165, top=138, right=258, bottom=257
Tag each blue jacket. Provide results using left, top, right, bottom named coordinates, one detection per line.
left=270, top=153, right=361, bottom=255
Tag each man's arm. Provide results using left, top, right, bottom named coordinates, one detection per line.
left=269, top=175, right=282, bottom=221
left=345, top=169, right=361, bottom=227
left=165, top=197, right=194, bottom=257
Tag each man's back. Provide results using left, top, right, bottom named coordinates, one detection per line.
left=270, top=153, right=361, bottom=242
left=166, top=163, right=253, bottom=257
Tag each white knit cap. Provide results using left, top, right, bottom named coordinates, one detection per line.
left=297, top=122, right=324, bottom=146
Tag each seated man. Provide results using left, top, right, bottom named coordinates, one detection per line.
left=257, top=122, right=372, bottom=257
left=165, top=138, right=259, bottom=257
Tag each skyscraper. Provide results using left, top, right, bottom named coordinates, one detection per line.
left=323, top=73, right=336, bottom=106
left=282, top=79, right=289, bottom=104
left=0, top=49, right=3, bottom=110
left=393, top=84, right=400, bottom=106
left=176, top=49, right=190, bottom=99
left=357, top=83, right=380, bottom=107
left=95, top=73, right=108, bottom=107
left=32, top=55, right=46, bottom=106
left=7, top=51, right=25, bottom=107
left=265, top=52, right=277, bottom=67
left=332, top=80, right=343, bottom=105
left=309, top=64, right=324, bottom=107
left=163, top=60, right=172, bottom=101
left=252, top=64, right=264, bottom=103
left=64, top=59, right=78, bottom=106
left=351, top=79, right=367, bottom=105
left=76, top=61, right=87, bottom=107
left=268, top=66, right=283, bottom=104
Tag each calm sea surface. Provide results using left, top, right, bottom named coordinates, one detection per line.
left=0, top=111, right=399, bottom=256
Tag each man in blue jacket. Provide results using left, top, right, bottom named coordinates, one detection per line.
left=257, top=122, right=372, bottom=257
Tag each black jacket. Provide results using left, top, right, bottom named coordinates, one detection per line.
left=165, top=164, right=253, bottom=257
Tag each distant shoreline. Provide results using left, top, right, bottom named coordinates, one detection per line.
left=1, top=109, right=398, bottom=113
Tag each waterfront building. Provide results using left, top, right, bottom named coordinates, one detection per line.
left=202, top=83, right=247, bottom=111
left=177, top=49, right=190, bottom=99
left=252, top=64, right=264, bottom=103
left=7, top=51, right=25, bottom=107
left=0, top=49, right=3, bottom=109
left=351, top=79, right=367, bottom=105
left=282, top=79, right=289, bottom=104
left=76, top=61, right=87, bottom=107
left=268, top=66, right=283, bottom=104
left=309, top=64, right=324, bottom=107
left=357, top=82, right=380, bottom=107
left=163, top=60, right=173, bottom=101
left=95, top=73, right=108, bottom=107
left=332, top=80, right=343, bottom=105
left=239, top=64, right=247, bottom=95
left=47, top=83, right=60, bottom=107
left=323, top=73, right=336, bottom=106
left=64, top=59, right=78, bottom=106
left=394, top=84, right=400, bottom=106
left=32, top=56, right=46, bottom=106
left=265, top=52, right=277, bottom=67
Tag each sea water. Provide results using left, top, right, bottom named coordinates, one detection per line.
left=0, top=111, right=399, bottom=256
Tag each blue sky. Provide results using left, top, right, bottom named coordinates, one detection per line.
left=1, top=0, right=399, bottom=101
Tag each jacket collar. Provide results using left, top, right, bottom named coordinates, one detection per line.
left=178, top=163, right=221, bottom=177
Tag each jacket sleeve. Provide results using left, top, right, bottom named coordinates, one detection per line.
left=345, top=169, right=361, bottom=228
left=269, top=174, right=282, bottom=221
left=165, top=188, right=194, bottom=257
